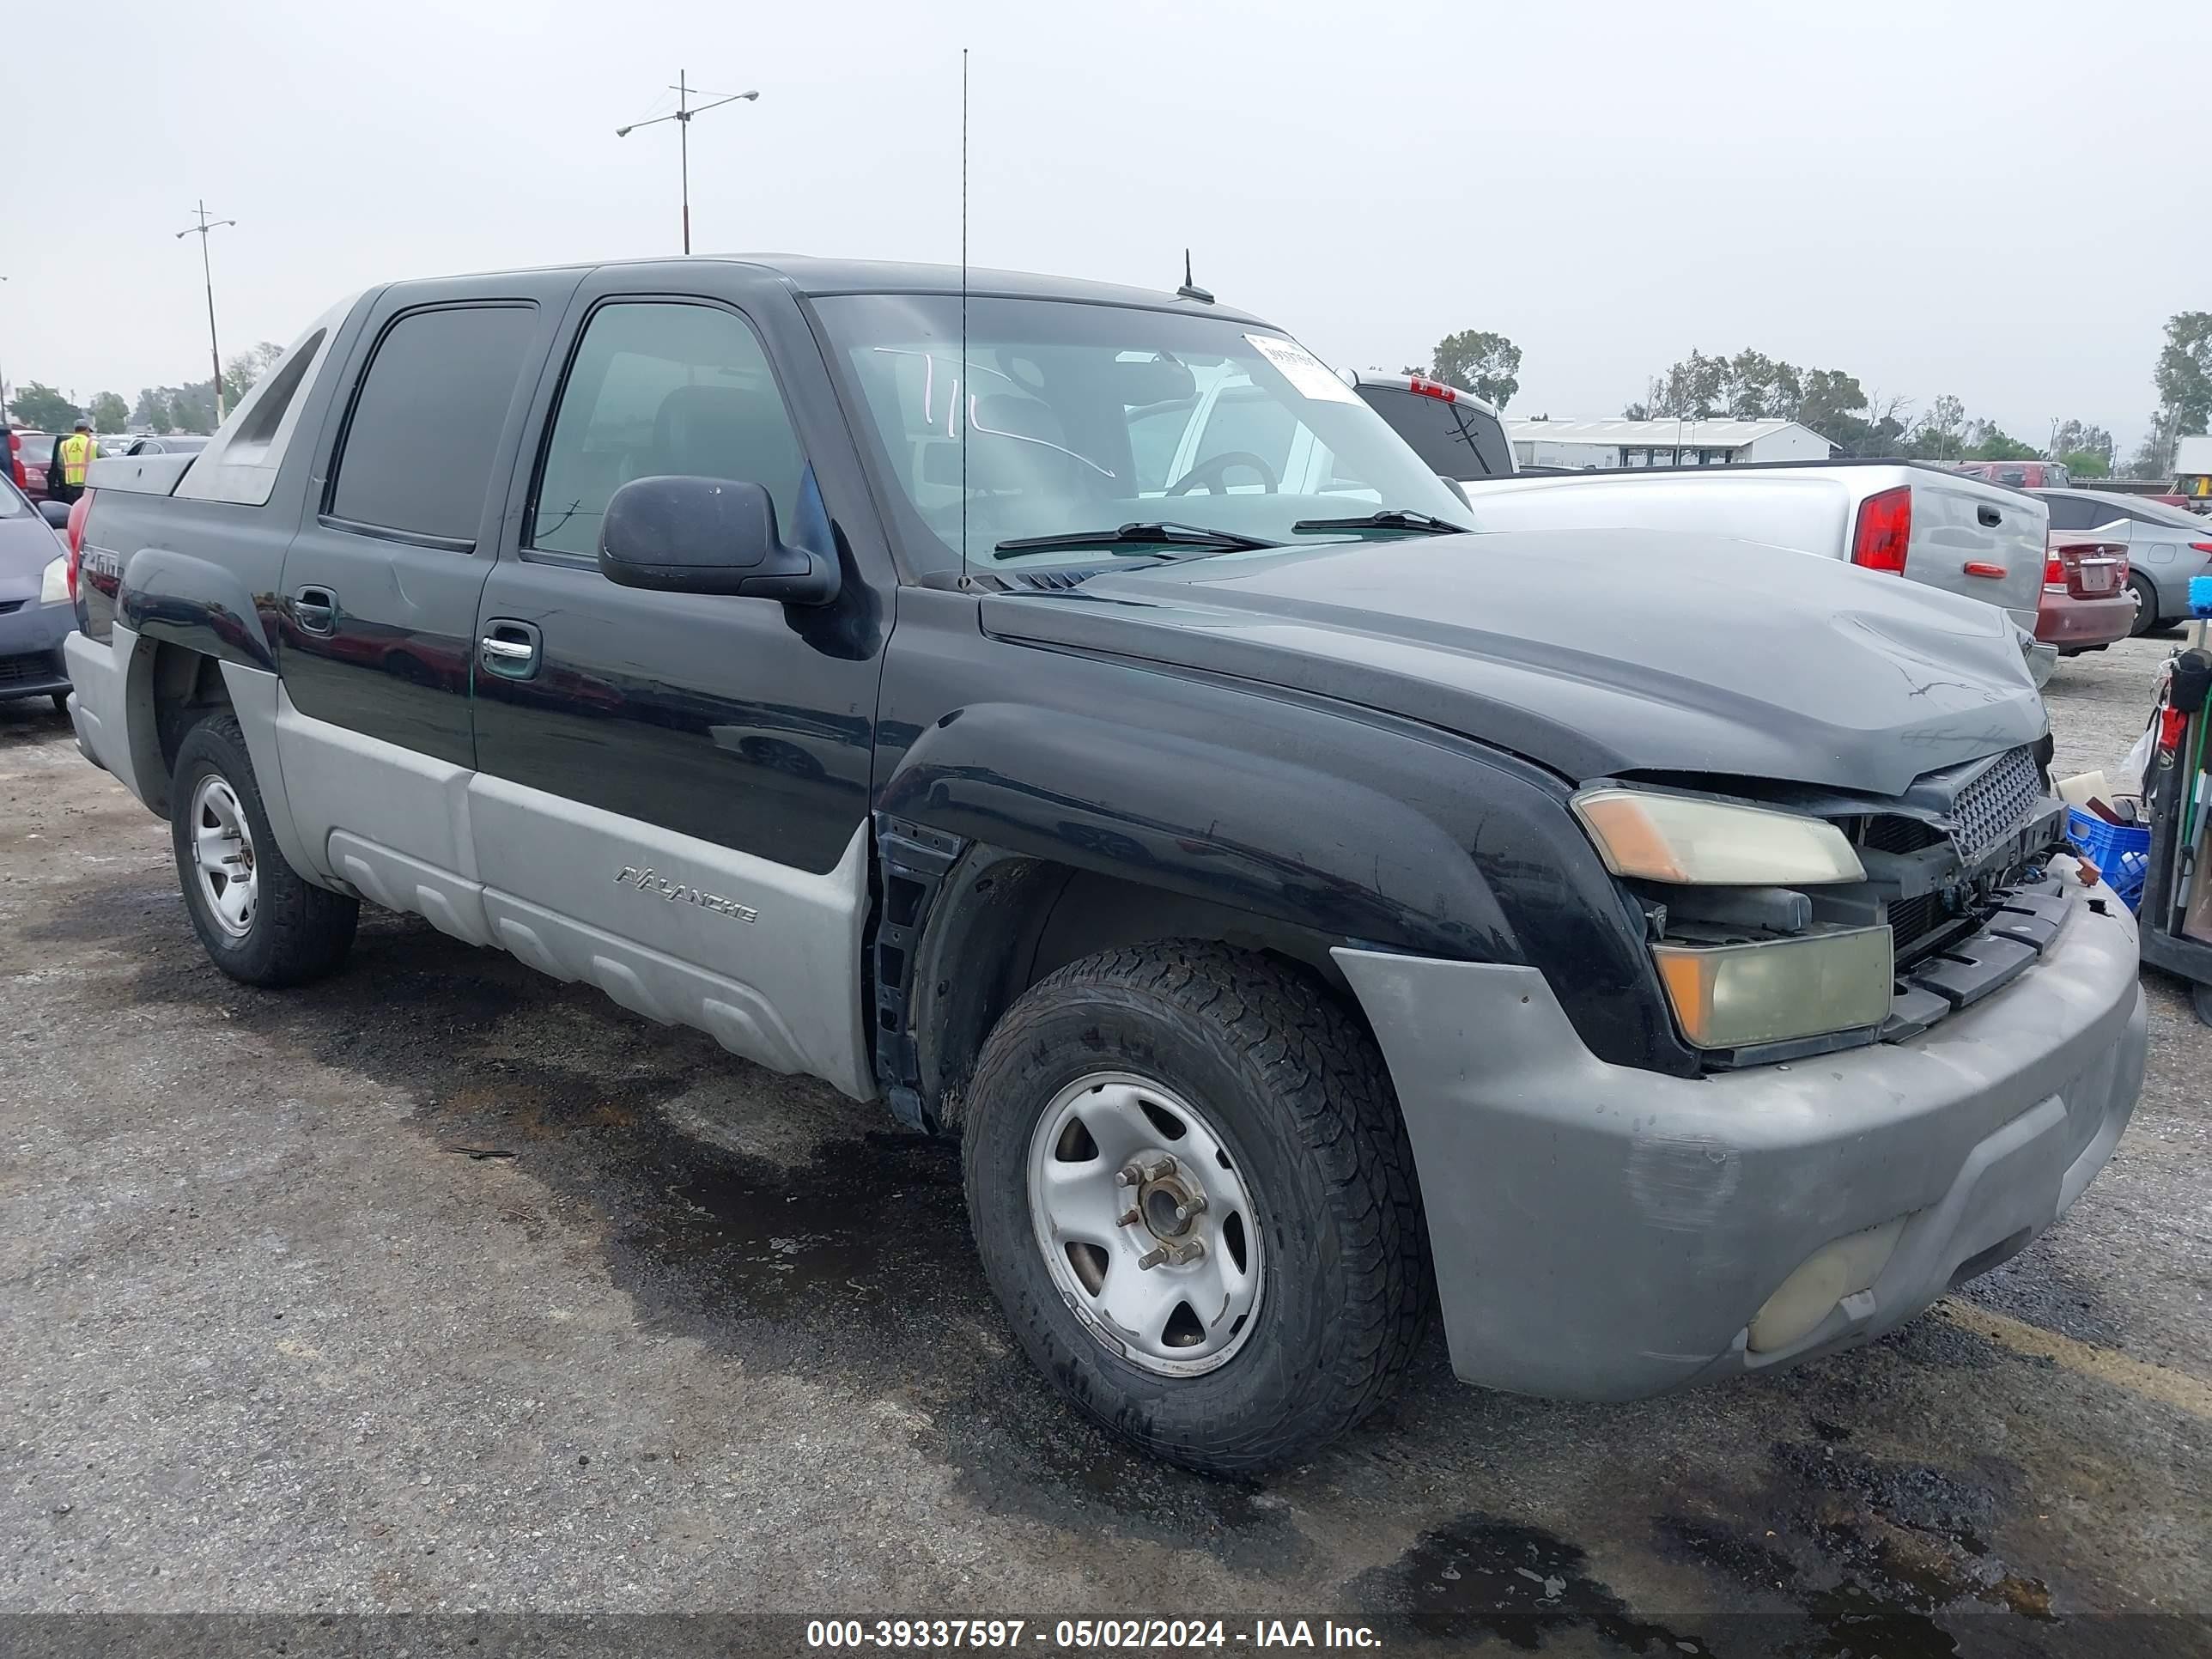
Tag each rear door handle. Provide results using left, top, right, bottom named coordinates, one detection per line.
left=479, top=619, right=542, bottom=679
left=292, top=586, right=337, bottom=635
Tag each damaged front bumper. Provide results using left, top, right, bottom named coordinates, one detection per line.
left=1334, top=872, right=2146, bottom=1402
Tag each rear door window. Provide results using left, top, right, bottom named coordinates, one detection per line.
left=326, top=303, right=538, bottom=547
left=1356, top=386, right=1514, bottom=478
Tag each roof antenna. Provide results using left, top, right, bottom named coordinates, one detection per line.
left=959, top=46, right=971, bottom=586
left=1176, top=248, right=1213, bottom=305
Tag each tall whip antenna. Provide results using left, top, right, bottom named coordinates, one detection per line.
left=960, top=46, right=969, bottom=583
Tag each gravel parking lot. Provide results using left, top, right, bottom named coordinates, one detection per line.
left=3, top=635, right=2208, bottom=1650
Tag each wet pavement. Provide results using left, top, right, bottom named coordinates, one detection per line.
left=2, top=632, right=2208, bottom=1652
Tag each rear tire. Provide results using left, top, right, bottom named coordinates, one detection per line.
left=50, top=691, right=69, bottom=716
left=2128, top=574, right=2160, bottom=638
left=170, top=711, right=358, bottom=987
left=961, top=941, right=1429, bottom=1473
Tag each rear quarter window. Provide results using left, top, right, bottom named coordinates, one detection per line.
left=1356, top=386, right=1514, bottom=478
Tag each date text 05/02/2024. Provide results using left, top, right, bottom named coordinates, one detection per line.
left=804, top=1620, right=1383, bottom=1650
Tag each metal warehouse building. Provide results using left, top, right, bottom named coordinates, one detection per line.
left=1506, top=417, right=1834, bottom=470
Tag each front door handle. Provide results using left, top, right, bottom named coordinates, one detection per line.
left=478, top=619, right=542, bottom=680
left=292, top=586, right=337, bottom=635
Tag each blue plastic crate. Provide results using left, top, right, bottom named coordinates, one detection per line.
left=2191, top=573, right=2212, bottom=617
left=2067, top=806, right=2151, bottom=911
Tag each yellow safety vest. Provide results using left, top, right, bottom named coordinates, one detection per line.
left=58, top=431, right=96, bottom=486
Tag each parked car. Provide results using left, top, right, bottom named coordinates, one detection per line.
left=63, top=257, right=2145, bottom=1472
left=2034, top=487, right=2212, bottom=635
left=2035, top=539, right=2133, bottom=656
left=117, top=434, right=210, bottom=458
left=1950, top=459, right=2070, bottom=489
left=14, top=432, right=56, bottom=503
left=1451, top=461, right=2053, bottom=674
left=1343, top=371, right=1516, bottom=486
left=0, top=473, right=73, bottom=713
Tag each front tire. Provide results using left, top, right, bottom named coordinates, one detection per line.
left=961, top=942, right=1428, bottom=1472
left=170, top=711, right=359, bottom=987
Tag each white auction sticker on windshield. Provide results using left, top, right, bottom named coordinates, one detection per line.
left=1244, top=334, right=1361, bottom=404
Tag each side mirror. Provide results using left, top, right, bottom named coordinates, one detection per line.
left=38, top=500, right=71, bottom=529
left=597, top=476, right=840, bottom=605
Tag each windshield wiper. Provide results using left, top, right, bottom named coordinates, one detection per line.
left=993, top=520, right=1281, bottom=558
left=1290, top=509, right=1469, bottom=537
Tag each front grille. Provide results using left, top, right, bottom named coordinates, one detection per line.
left=1862, top=815, right=1945, bottom=855
left=1950, top=745, right=2040, bottom=860
left=0, top=599, right=24, bottom=616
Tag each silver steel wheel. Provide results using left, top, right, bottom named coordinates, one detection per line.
left=1026, top=1071, right=1264, bottom=1376
left=190, top=775, right=258, bottom=939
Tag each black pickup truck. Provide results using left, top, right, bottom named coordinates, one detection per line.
left=61, top=257, right=2146, bottom=1470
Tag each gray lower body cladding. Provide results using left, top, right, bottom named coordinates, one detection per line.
left=1334, top=877, right=2146, bottom=1402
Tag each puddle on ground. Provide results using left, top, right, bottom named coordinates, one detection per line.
left=1344, top=1512, right=1710, bottom=1652
left=1656, top=1434, right=2057, bottom=1656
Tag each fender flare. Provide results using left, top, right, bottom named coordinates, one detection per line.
left=878, top=700, right=1516, bottom=962
left=118, top=545, right=276, bottom=674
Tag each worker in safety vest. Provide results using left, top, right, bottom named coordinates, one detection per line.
left=52, top=419, right=99, bottom=506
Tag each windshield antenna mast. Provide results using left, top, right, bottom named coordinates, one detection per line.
left=959, top=46, right=970, bottom=585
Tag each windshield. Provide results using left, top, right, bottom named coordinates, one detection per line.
left=815, top=295, right=1471, bottom=574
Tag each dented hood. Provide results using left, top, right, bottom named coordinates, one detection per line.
left=978, top=529, right=2047, bottom=797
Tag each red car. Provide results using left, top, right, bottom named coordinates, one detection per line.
left=1952, top=459, right=2071, bottom=490
left=2036, top=539, right=2134, bottom=655
left=10, top=431, right=55, bottom=502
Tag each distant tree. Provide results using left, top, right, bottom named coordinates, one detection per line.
left=1423, top=330, right=1522, bottom=410
left=6, top=381, right=80, bottom=431
left=131, top=387, right=175, bottom=433
left=88, top=391, right=129, bottom=432
left=2051, top=419, right=2115, bottom=471
left=2059, top=450, right=2111, bottom=478
left=221, top=341, right=284, bottom=411
left=168, top=385, right=216, bottom=435
left=1905, top=393, right=1968, bottom=461
left=2130, top=313, right=2212, bottom=479
left=1961, top=422, right=2038, bottom=462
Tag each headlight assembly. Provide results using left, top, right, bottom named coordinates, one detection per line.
left=40, top=556, right=70, bottom=606
left=1651, top=927, right=1894, bottom=1049
left=1572, top=788, right=1865, bottom=886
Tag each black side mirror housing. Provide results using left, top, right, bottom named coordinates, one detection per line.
left=597, top=476, right=840, bottom=605
left=38, top=500, right=71, bottom=529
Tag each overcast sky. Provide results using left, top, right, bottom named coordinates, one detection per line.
left=6, top=0, right=2206, bottom=450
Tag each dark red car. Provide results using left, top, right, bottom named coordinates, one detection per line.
left=2036, top=539, right=2134, bottom=655
left=11, top=432, right=55, bottom=502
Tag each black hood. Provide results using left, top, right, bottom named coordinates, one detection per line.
left=978, top=529, right=2047, bottom=798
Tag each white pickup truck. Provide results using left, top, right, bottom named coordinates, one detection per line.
left=1343, top=373, right=2053, bottom=678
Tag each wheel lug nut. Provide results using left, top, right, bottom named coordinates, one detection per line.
left=1136, top=1245, right=1169, bottom=1270
left=1137, top=1153, right=1176, bottom=1182
left=1174, top=1193, right=1207, bottom=1221
left=1115, top=1167, right=1137, bottom=1188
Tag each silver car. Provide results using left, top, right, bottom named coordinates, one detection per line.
left=2035, top=489, right=2212, bottom=634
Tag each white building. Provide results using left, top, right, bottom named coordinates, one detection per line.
left=1505, top=417, right=1833, bottom=471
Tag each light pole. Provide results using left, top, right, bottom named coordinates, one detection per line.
left=616, top=75, right=759, bottom=255
left=175, top=203, right=236, bottom=420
